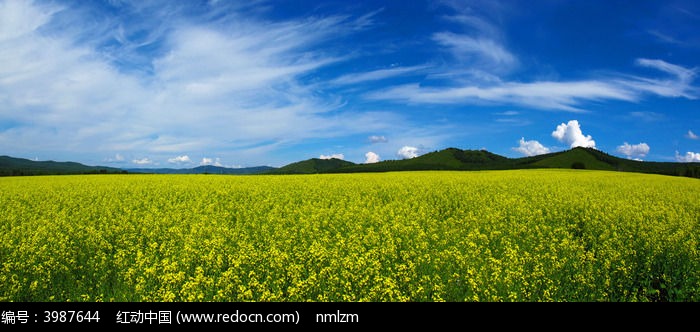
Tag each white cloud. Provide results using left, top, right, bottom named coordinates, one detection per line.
left=105, top=153, right=125, bottom=163
left=433, top=3, right=517, bottom=74
left=368, top=81, right=636, bottom=112
left=675, top=151, right=700, bottom=162
left=433, top=31, right=516, bottom=68
left=397, top=146, right=421, bottom=159
left=319, top=153, right=344, bottom=160
left=648, top=30, right=684, bottom=46
left=200, top=157, right=223, bottom=166
left=330, top=65, right=428, bottom=85
left=686, top=130, right=699, bottom=140
left=369, top=135, right=388, bottom=143
left=0, top=1, right=390, bottom=167
left=367, top=58, right=698, bottom=112
left=2, top=1, right=697, bottom=167
left=631, top=56, right=697, bottom=98
left=551, top=120, right=596, bottom=148
left=132, top=157, right=153, bottom=165
left=629, top=111, right=664, bottom=122
left=370, top=7, right=696, bottom=113
left=364, top=151, right=380, bottom=163
left=636, top=59, right=695, bottom=81
left=512, top=138, right=550, bottom=156
left=168, top=155, right=192, bottom=164
left=616, top=142, right=650, bottom=159
left=615, top=59, right=698, bottom=99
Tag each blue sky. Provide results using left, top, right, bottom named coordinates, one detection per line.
left=1, top=0, right=698, bottom=167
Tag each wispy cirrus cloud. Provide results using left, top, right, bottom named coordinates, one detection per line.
left=615, top=59, right=698, bottom=99
left=433, top=31, right=516, bottom=68
left=686, top=130, right=699, bottom=140
left=629, top=111, right=664, bottom=122
left=0, top=0, right=391, bottom=166
left=330, top=65, right=428, bottom=85
left=367, top=80, right=635, bottom=112
left=367, top=59, right=697, bottom=112
left=360, top=4, right=699, bottom=113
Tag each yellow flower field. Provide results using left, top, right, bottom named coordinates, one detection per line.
left=1, top=170, right=698, bottom=302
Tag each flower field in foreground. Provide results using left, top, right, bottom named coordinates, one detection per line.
left=1, top=170, right=698, bottom=302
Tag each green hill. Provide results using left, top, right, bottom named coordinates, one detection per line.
left=269, top=147, right=700, bottom=179
left=0, top=156, right=124, bottom=176
left=269, top=158, right=356, bottom=174
left=525, top=147, right=616, bottom=170
left=515, top=147, right=699, bottom=178
left=3, top=147, right=699, bottom=178
left=334, top=148, right=512, bottom=172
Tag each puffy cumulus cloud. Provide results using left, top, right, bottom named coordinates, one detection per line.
left=676, top=151, right=700, bottom=162
left=319, top=153, right=344, bottom=160
left=397, top=146, right=421, bottom=159
left=168, top=155, right=192, bottom=164
left=364, top=151, right=380, bottom=163
left=105, top=153, right=125, bottom=163
left=551, top=120, right=596, bottom=148
left=369, top=135, right=388, bottom=143
left=512, top=137, right=550, bottom=156
left=686, top=130, right=699, bottom=140
left=132, top=157, right=153, bottom=165
left=200, top=157, right=222, bottom=166
left=616, top=142, right=650, bottom=159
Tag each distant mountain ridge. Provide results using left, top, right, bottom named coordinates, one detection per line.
left=2, top=147, right=699, bottom=178
left=0, top=155, right=123, bottom=176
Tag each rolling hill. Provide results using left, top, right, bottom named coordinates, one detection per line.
left=0, top=155, right=124, bottom=176
left=2, top=147, right=699, bottom=178
left=334, top=148, right=513, bottom=172
left=270, top=147, right=700, bottom=179
left=267, top=158, right=355, bottom=174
